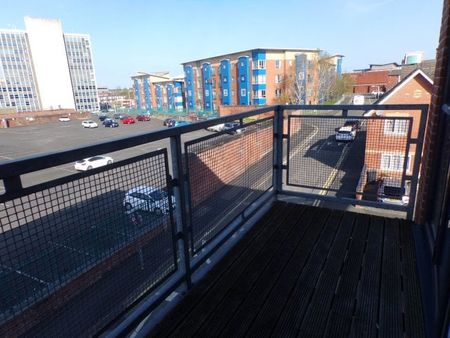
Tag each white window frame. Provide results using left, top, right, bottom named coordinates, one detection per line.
left=384, top=119, right=408, bottom=135
left=241, top=89, right=246, bottom=97
left=275, top=60, right=282, bottom=69
left=380, top=153, right=411, bottom=172
left=275, top=89, right=282, bottom=97
left=223, top=89, right=228, bottom=97
left=275, top=74, right=282, bottom=84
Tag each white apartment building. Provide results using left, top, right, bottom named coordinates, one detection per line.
left=0, top=17, right=99, bottom=112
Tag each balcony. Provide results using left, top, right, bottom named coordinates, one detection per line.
left=0, top=104, right=447, bottom=337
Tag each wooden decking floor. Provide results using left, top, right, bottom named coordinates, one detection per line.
left=151, top=202, right=425, bottom=337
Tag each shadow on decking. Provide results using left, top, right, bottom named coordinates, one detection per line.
left=150, top=201, right=425, bottom=337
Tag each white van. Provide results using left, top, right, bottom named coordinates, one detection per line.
left=353, top=95, right=365, bottom=105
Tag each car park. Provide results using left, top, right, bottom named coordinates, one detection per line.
left=113, top=113, right=125, bottom=120
left=335, top=126, right=356, bottom=142
left=74, top=155, right=113, bottom=171
left=123, top=186, right=173, bottom=215
left=81, top=120, right=98, bottom=128
left=103, top=118, right=119, bottom=128
left=136, top=114, right=151, bottom=122
left=58, top=116, right=70, bottom=122
left=98, top=114, right=109, bottom=121
left=121, top=116, right=135, bottom=124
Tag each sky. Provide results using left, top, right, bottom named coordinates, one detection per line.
left=0, top=0, right=443, bottom=88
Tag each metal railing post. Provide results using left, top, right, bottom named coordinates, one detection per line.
left=170, top=135, right=192, bottom=289
left=273, top=105, right=284, bottom=194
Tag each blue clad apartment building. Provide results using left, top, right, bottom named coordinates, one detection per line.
left=182, top=48, right=343, bottom=112
left=132, top=72, right=185, bottom=112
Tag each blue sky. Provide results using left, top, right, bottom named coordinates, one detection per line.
left=0, top=0, right=443, bottom=88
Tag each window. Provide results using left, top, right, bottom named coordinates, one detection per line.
left=223, top=89, right=228, bottom=97
left=253, top=74, right=266, bottom=84
left=275, top=60, right=282, bottom=69
left=205, top=89, right=209, bottom=97
left=275, top=89, right=282, bottom=97
left=258, top=60, right=266, bottom=69
left=241, top=89, right=246, bottom=96
left=275, top=74, right=283, bottom=83
left=384, top=119, right=408, bottom=135
left=240, top=76, right=246, bottom=82
left=223, top=77, right=228, bottom=83
left=380, top=153, right=411, bottom=172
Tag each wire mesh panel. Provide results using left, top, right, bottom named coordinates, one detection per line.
left=287, top=115, right=414, bottom=207
left=185, top=118, right=274, bottom=253
left=0, top=150, right=177, bottom=337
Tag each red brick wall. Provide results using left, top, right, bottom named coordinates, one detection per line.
left=0, top=109, right=86, bottom=128
left=415, top=0, right=450, bottom=224
left=187, top=124, right=273, bottom=207
left=350, top=70, right=391, bottom=94
left=363, top=74, right=431, bottom=186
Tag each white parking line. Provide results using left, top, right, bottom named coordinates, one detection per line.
left=0, top=263, right=49, bottom=285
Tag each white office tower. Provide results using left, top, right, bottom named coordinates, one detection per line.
left=0, top=17, right=99, bottom=112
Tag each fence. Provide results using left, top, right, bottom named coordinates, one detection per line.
left=0, top=104, right=428, bottom=336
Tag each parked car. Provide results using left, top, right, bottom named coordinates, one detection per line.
left=122, top=116, right=135, bottom=124
left=103, top=118, right=119, bottom=128
left=163, top=118, right=175, bottom=126
left=378, top=183, right=409, bottom=206
left=58, top=116, right=70, bottom=122
left=98, top=114, right=109, bottom=121
left=343, top=119, right=360, bottom=130
left=136, top=114, right=151, bottom=122
left=113, top=113, right=124, bottom=120
left=172, top=120, right=191, bottom=127
left=123, top=186, right=173, bottom=215
left=74, top=155, right=113, bottom=171
left=206, top=123, right=225, bottom=132
left=81, top=120, right=98, bottom=128
left=335, top=126, right=356, bottom=142
left=224, top=122, right=246, bottom=135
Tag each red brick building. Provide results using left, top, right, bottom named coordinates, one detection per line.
left=357, top=69, right=433, bottom=202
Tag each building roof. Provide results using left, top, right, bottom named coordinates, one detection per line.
left=181, top=47, right=321, bottom=65
left=365, top=69, right=433, bottom=116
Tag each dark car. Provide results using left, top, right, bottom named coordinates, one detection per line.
left=98, top=114, right=109, bottom=121
left=113, top=113, right=125, bottom=120
left=224, top=122, right=246, bottom=135
left=163, top=118, right=175, bottom=126
left=343, top=119, right=360, bottom=130
left=103, top=118, right=119, bottom=128
left=136, top=114, right=151, bottom=122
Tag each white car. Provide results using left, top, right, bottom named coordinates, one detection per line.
left=206, top=123, right=225, bottom=132
left=335, top=126, right=356, bottom=142
left=59, top=116, right=70, bottom=122
left=123, top=186, right=173, bottom=215
left=74, top=156, right=113, bottom=171
left=81, top=120, right=98, bottom=128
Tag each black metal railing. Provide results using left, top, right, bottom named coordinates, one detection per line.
left=0, top=104, right=428, bottom=336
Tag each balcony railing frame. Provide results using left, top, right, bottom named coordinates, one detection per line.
left=0, top=104, right=429, bottom=337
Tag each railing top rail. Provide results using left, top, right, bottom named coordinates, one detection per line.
left=0, top=103, right=428, bottom=178
left=282, top=104, right=429, bottom=111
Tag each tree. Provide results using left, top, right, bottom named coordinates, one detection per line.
left=284, top=51, right=350, bottom=105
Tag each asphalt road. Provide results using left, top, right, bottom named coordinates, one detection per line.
left=287, top=117, right=366, bottom=199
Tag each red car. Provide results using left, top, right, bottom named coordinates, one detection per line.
left=122, top=116, right=135, bottom=124
left=136, top=114, right=151, bottom=122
